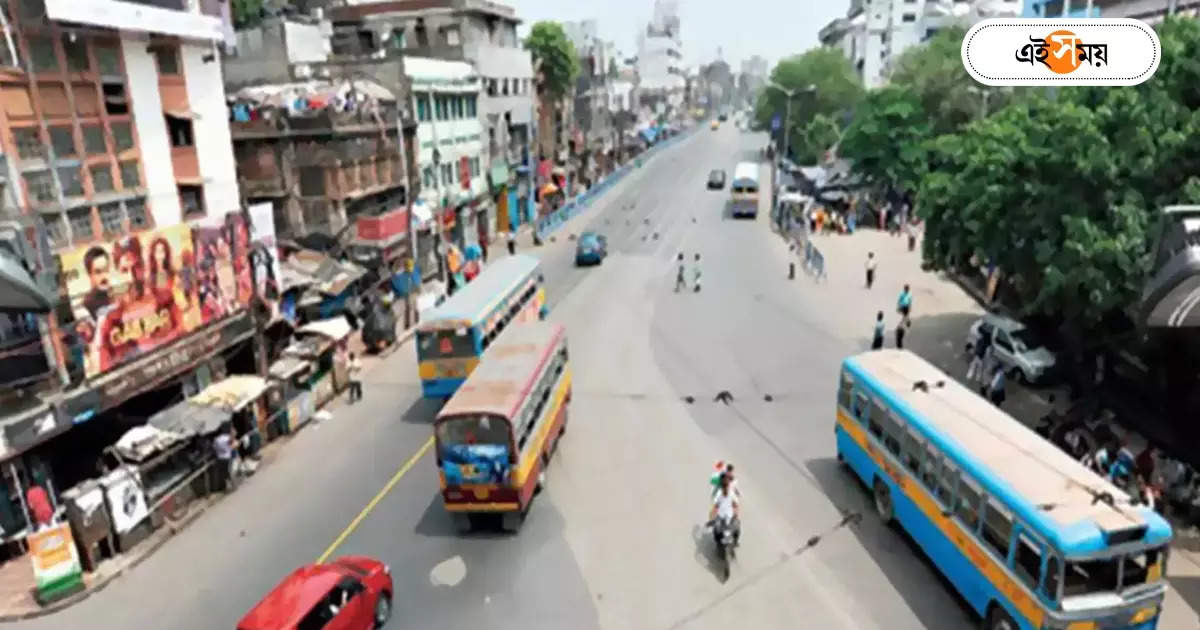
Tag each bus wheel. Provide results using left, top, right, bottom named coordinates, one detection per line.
left=984, top=604, right=1017, bottom=630
left=501, top=512, right=522, bottom=533
left=873, top=479, right=894, bottom=523
left=452, top=513, right=472, bottom=534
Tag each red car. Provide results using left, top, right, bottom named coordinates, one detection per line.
left=238, top=556, right=393, bottom=630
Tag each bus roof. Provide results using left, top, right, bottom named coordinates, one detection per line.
left=845, top=349, right=1171, bottom=555
left=437, top=322, right=565, bottom=421
left=419, top=254, right=540, bottom=330
left=733, top=162, right=759, bottom=182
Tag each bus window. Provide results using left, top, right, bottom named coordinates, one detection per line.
left=1013, top=532, right=1043, bottom=591
left=921, top=444, right=941, bottom=488
left=882, top=412, right=903, bottom=456
left=937, top=460, right=958, bottom=505
left=1043, top=555, right=1061, bottom=601
left=901, top=428, right=923, bottom=473
left=1122, top=546, right=1166, bottom=586
left=436, top=415, right=510, bottom=457
left=868, top=399, right=886, bottom=439
left=838, top=372, right=853, bottom=410
left=981, top=499, right=1014, bottom=559
left=1063, top=557, right=1119, bottom=596
left=853, top=392, right=869, bottom=421
left=956, top=475, right=982, bottom=530
left=419, top=329, right=476, bottom=359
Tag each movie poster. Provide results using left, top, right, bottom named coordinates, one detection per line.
left=246, top=202, right=281, bottom=318
left=60, top=215, right=252, bottom=379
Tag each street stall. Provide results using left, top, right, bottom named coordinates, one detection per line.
left=281, top=316, right=353, bottom=408
left=190, top=375, right=274, bottom=456
left=268, top=356, right=317, bottom=435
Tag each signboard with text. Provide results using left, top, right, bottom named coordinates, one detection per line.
left=28, top=523, right=83, bottom=602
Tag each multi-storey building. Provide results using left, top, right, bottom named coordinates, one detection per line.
left=0, top=0, right=251, bottom=556
left=223, top=15, right=420, bottom=280
left=1068, top=0, right=1195, bottom=21
left=562, top=20, right=614, bottom=185
left=819, top=0, right=1022, bottom=88
left=327, top=0, right=534, bottom=241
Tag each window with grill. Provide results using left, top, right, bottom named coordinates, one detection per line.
left=95, top=43, right=121, bottom=76
left=415, top=94, right=430, bottom=121
left=62, top=33, right=89, bottom=72
left=24, top=170, right=55, bottom=203
left=68, top=208, right=94, bottom=241
left=125, top=198, right=148, bottom=228
left=28, top=36, right=58, bottom=73
left=166, top=115, right=193, bottom=147
left=111, top=121, right=133, bottom=152
left=98, top=202, right=123, bottom=235
left=153, top=46, right=180, bottom=75
left=58, top=166, right=83, bottom=197
left=90, top=164, right=113, bottom=192
left=179, top=185, right=204, bottom=217
left=82, top=125, right=106, bottom=155
left=119, top=160, right=139, bottom=188
left=102, top=83, right=128, bottom=115
left=12, top=127, right=44, bottom=160
left=49, top=126, right=76, bottom=158
left=41, top=214, right=66, bottom=246
left=299, top=166, right=325, bottom=197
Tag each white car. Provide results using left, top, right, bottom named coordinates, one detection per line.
left=965, top=314, right=1057, bottom=385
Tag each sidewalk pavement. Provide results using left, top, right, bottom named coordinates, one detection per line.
left=792, top=227, right=1200, bottom=624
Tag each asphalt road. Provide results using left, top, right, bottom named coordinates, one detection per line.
left=21, top=126, right=1196, bottom=630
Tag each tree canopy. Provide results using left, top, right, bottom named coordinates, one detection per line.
left=839, top=86, right=932, bottom=197
left=232, top=0, right=264, bottom=30
left=753, top=48, right=863, bottom=163
left=524, top=22, right=579, bottom=100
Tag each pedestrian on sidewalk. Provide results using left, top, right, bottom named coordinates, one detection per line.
left=985, top=367, right=1006, bottom=408
left=895, top=318, right=910, bottom=349
left=347, top=352, right=363, bottom=402
left=897, top=284, right=913, bottom=319
left=865, top=252, right=877, bottom=289
left=674, top=253, right=687, bottom=292
left=480, top=234, right=489, bottom=263
left=507, top=231, right=517, bottom=256
left=692, top=254, right=703, bottom=293
left=213, top=423, right=236, bottom=492
left=872, top=311, right=885, bottom=350
left=966, top=331, right=991, bottom=383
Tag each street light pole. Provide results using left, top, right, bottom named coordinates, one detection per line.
left=765, top=81, right=815, bottom=232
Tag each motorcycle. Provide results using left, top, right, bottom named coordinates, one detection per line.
left=710, top=515, right=739, bottom=582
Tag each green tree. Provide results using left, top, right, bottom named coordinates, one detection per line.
left=232, top=0, right=264, bottom=30
left=839, top=86, right=932, bottom=196
left=753, top=48, right=863, bottom=162
left=524, top=22, right=579, bottom=100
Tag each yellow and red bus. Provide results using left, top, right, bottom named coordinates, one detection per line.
left=434, top=322, right=570, bottom=533
left=416, top=254, right=547, bottom=398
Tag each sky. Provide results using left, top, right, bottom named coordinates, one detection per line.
left=508, top=0, right=848, bottom=70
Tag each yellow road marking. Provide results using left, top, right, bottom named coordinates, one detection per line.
left=316, top=436, right=435, bottom=564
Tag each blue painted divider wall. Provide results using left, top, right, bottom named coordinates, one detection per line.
left=534, top=128, right=698, bottom=240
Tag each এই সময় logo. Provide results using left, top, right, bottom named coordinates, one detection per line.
left=1015, top=30, right=1108, bottom=74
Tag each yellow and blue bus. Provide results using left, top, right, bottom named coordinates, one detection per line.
left=416, top=254, right=547, bottom=398
left=837, top=350, right=1172, bottom=630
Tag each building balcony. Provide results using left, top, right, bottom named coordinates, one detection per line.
left=231, top=108, right=399, bottom=140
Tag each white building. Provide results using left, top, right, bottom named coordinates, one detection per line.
left=406, top=57, right=488, bottom=250
left=637, top=0, right=685, bottom=100
left=819, top=0, right=1022, bottom=88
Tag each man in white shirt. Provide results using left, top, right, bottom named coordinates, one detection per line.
left=709, top=473, right=740, bottom=546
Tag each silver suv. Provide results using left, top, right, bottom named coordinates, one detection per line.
left=965, top=313, right=1057, bottom=385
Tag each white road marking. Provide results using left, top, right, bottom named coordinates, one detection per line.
left=430, top=555, right=467, bottom=587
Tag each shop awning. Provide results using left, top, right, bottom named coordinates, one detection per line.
left=269, top=356, right=311, bottom=380
left=298, top=315, right=352, bottom=342
left=147, top=401, right=231, bottom=438
left=190, top=375, right=270, bottom=412
left=164, top=108, right=202, bottom=120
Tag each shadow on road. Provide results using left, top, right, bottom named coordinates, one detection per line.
left=399, top=395, right=444, bottom=426
left=1169, top=575, right=1200, bottom=617
left=804, top=456, right=977, bottom=629
left=690, top=522, right=729, bottom=583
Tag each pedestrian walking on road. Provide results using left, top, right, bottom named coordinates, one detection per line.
left=507, top=231, right=517, bottom=256
left=692, top=254, right=703, bottom=293
left=674, top=253, right=687, bottom=292
left=865, top=252, right=877, bottom=289
left=347, top=352, right=363, bottom=403
left=895, top=318, right=910, bottom=349
left=872, top=311, right=885, bottom=350
left=897, top=284, right=913, bottom=318
left=985, top=367, right=1006, bottom=407
left=966, top=331, right=992, bottom=383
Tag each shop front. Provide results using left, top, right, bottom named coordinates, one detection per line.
left=280, top=316, right=352, bottom=408
left=267, top=357, right=317, bottom=435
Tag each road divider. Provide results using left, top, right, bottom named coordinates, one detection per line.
left=535, top=127, right=699, bottom=241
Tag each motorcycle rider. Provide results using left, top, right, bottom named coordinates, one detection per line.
left=710, top=461, right=741, bottom=500
left=709, top=473, right=741, bottom=547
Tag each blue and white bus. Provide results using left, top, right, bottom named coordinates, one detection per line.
left=416, top=254, right=547, bottom=399
left=837, top=349, right=1172, bottom=630
left=730, top=162, right=759, bottom=218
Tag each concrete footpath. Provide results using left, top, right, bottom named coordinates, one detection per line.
left=782, top=226, right=1200, bottom=627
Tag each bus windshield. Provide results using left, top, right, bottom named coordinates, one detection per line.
left=1062, top=546, right=1165, bottom=599
left=436, top=415, right=512, bottom=484
left=418, top=329, right=476, bottom=360
left=731, top=182, right=758, bottom=194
